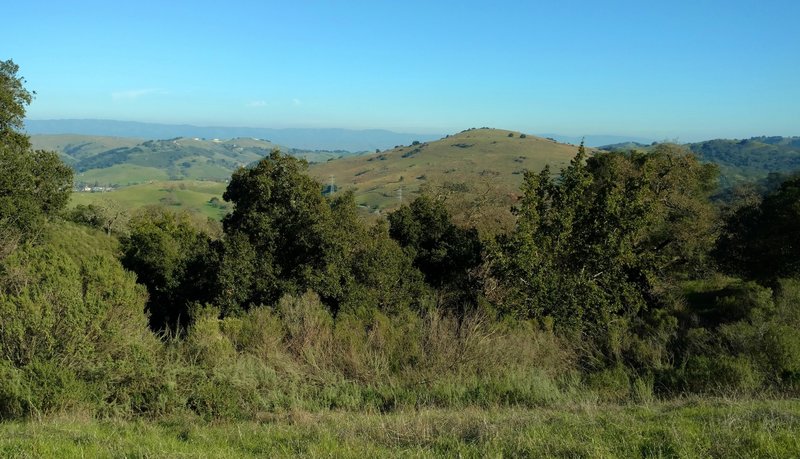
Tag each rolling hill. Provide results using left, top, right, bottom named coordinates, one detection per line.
left=309, top=128, right=585, bottom=222
left=33, top=134, right=361, bottom=187
left=63, top=129, right=800, bottom=226
left=688, top=137, right=800, bottom=186
left=31, top=134, right=143, bottom=162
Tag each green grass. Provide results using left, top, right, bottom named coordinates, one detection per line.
left=71, top=180, right=228, bottom=219
left=2, top=399, right=799, bottom=457
left=179, top=158, right=234, bottom=180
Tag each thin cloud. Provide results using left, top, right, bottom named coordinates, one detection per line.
left=111, top=88, right=166, bottom=101
left=247, top=100, right=267, bottom=107
left=292, top=98, right=302, bottom=106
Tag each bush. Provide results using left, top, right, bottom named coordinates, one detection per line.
left=276, top=292, right=333, bottom=366
left=0, top=225, right=163, bottom=418
left=666, top=279, right=800, bottom=394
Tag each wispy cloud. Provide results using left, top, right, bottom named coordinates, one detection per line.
left=292, top=98, right=302, bottom=106
left=247, top=100, right=267, bottom=107
left=111, top=88, right=166, bottom=101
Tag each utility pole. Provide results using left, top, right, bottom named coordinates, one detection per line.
left=328, top=175, right=335, bottom=195
left=397, top=186, right=403, bottom=203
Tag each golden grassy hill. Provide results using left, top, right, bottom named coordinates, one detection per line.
left=309, top=128, right=584, bottom=227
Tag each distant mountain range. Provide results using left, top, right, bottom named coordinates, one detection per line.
left=25, top=119, right=661, bottom=151
left=25, top=119, right=443, bottom=152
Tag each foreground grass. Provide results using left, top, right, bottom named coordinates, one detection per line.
left=2, top=399, right=799, bottom=458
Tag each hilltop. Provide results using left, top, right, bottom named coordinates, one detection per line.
left=309, top=128, right=585, bottom=226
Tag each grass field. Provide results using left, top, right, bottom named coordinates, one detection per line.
left=71, top=180, right=228, bottom=219
left=1, top=399, right=798, bottom=457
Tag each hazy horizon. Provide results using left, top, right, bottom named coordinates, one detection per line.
left=4, top=1, right=799, bottom=141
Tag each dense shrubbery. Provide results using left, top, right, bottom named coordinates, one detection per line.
left=2, top=60, right=800, bottom=421
left=0, top=224, right=162, bottom=419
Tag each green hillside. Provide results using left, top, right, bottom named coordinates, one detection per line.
left=72, top=137, right=282, bottom=185
left=689, top=137, right=800, bottom=186
left=34, top=134, right=362, bottom=187
left=601, top=136, right=800, bottom=187
left=309, top=128, right=585, bottom=215
left=30, top=134, right=143, bottom=164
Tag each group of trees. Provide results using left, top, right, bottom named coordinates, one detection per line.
left=490, top=145, right=718, bottom=365
left=715, top=174, right=800, bottom=280
left=112, top=136, right=800, bottom=391
left=118, top=150, right=429, bottom=331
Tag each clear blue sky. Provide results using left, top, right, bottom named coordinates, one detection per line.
left=3, top=0, right=798, bottom=141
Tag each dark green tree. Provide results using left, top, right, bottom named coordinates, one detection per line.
left=492, top=143, right=718, bottom=364
left=0, top=59, right=33, bottom=151
left=220, top=150, right=334, bottom=308
left=388, top=194, right=482, bottom=314
left=218, top=153, right=426, bottom=315
left=716, top=175, right=800, bottom=280
left=0, top=60, right=72, bottom=257
left=120, top=208, right=212, bottom=331
left=324, top=191, right=426, bottom=315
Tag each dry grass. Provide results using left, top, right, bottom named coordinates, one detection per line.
left=309, top=128, right=584, bottom=217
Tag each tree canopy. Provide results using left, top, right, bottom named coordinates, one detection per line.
left=716, top=175, right=800, bottom=280
left=0, top=59, right=33, bottom=152
left=491, top=144, right=718, bottom=363
left=0, top=60, right=72, bottom=256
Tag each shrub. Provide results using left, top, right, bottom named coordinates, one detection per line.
left=0, top=226, right=163, bottom=418
left=276, top=291, right=333, bottom=366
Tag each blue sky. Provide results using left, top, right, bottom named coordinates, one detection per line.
left=3, top=0, right=798, bottom=141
